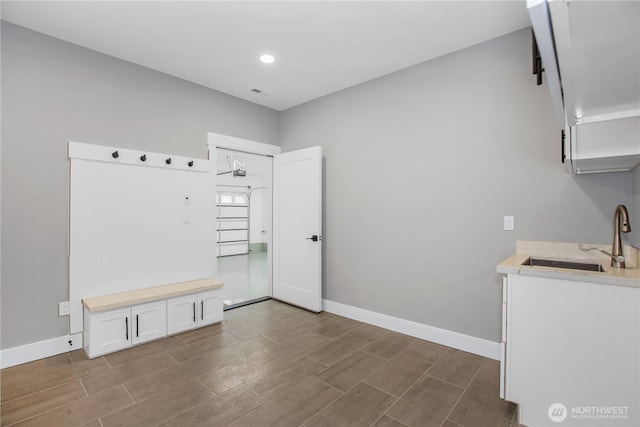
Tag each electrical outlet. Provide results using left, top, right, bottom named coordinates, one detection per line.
left=504, top=216, right=515, bottom=231
left=59, top=301, right=70, bottom=316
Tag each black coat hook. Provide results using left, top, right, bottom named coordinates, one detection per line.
left=140, top=154, right=147, bottom=162
left=112, top=151, right=119, bottom=159
left=166, top=158, right=172, bottom=165
left=188, top=161, right=194, bottom=167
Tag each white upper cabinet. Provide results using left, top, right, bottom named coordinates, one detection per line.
left=528, top=0, right=640, bottom=174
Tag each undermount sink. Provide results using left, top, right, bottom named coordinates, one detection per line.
left=521, top=257, right=605, bottom=272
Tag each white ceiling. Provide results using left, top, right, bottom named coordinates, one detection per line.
left=1, top=1, right=530, bottom=111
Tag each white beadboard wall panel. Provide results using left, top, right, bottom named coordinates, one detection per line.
left=69, top=142, right=215, bottom=334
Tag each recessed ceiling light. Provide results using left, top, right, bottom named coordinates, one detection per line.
left=260, top=54, right=275, bottom=64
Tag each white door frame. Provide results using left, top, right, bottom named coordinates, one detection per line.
left=207, top=132, right=281, bottom=297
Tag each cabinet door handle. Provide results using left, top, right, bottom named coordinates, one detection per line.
left=561, top=129, right=566, bottom=164
left=201, top=300, right=204, bottom=320
left=193, top=302, right=196, bottom=322
left=136, top=314, right=139, bottom=337
left=125, top=317, right=129, bottom=340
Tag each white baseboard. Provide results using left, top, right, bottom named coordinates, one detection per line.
left=323, top=299, right=501, bottom=360
left=1, top=302, right=500, bottom=368
left=0, top=333, right=83, bottom=369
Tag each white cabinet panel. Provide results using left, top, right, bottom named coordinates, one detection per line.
left=528, top=1, right=640, bottom=174
left=167, top=294, right=198, bottom=335
left=198, top=290, right=222, bottom=327
left=131, top=301, right=167, bottom=345
left=504, top=274, right=639, bottom=427
left=87, top=307, right=131, bottom=358
left=570, top=116, right=640, bottom=174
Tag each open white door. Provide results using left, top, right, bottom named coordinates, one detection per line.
left=273, top=146, right=322, bottom=312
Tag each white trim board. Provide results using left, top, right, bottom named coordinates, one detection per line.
left=323, top=299, right=501, bottom=360
left=207, top=132, right=281, bottom=156
left=207, top=131, right=279, bottom=302
left=0, top=302, right=500, bottom=368
left=0, top=333, right=83, bottom=369
left=69, top=141, right=210, bottom=172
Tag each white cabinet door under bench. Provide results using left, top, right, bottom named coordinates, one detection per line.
left=131, top=301, right=167, bottom=345
left=82, top=278, right=223, bottom=358
left=167, top=290, right=222, bottom=335
left=85, top=307, right=132, bottom=357
left=85, top=301, right=167, bottom=357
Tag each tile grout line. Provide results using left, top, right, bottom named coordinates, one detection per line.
left=385, top=413, right=411, bottom=426
left=442, top=418, right=464, bottom=427
left=1, top=301, right=511, bottom=427
left=304, top=365, right=400, bottom=426
left=3, top=352, right=73, bottom=374
left=375, top=348, right=464, bottom=423
left=439, top=357, right=489, bottom=426
left=296, top=379, right=355, bottom=427
left=304, top=346, right=364, bottom=368
left=359, top=349, right=429, bottom=389
left=423, top=346, right=453, bottom=375
left=297, top=331, right=421, bottom=423
left=357, top=346, right=395, bottom=361
left=377, top=370, right=430, bottom=420
left=196, top=376, right=220, bottom=396
left=2, top=381, right=92, bottom=427
left=121, top=383, right=138, bottom=404
left=103, top=356, right=115, bottom=370
left=165, top=349, right=182, bottom=364
left=1, top=377, right=87, bottom=405
left=79, top=377, right=89, bottom=397
left=422, top=373, right=469, bottom=391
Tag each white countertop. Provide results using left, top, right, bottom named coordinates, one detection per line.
left=497, top=241, right=640, bottom=288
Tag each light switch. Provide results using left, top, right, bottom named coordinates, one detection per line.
left=504, top=216, right=515, bottom=231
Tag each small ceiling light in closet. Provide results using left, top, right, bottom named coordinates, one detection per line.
left=260, top=54, right=275, bottom=64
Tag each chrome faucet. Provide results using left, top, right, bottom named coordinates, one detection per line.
left=611, top=204, right=631, bottom=268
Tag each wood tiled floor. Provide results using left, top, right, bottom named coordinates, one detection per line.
left=1, top=300, right=521, bottom=426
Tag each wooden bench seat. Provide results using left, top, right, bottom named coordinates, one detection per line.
left=82, top=278, right=224, bottom=312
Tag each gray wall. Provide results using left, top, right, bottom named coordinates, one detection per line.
left=279, top=28, right=634, bottom=342
left=0, top=22, right=279, bottom=349
left=2, top=22, right=636, bottom=351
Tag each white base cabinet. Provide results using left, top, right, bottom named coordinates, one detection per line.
left=84, top=288, right=222, bottom=358
left=502, top=274, right=639, bottom=427
left=85, top=307, right=131, bottom=357
left=167, top=294, right=198, bottom=335
left=199, top=290, right=223, bottom=327
left=167, top=290, right=223, bottom=335
left=131, top=301, right=167, bottom=345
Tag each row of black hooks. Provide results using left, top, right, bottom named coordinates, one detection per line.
left=111, top=151, right=195, bottom=167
